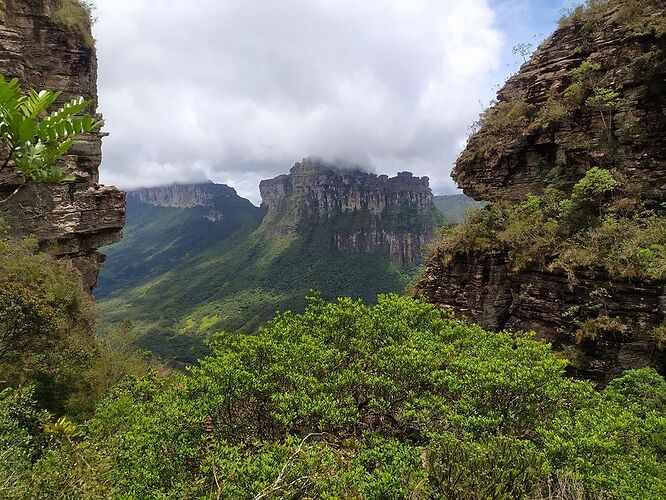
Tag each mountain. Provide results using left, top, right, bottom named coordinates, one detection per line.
left=95, top=183, right=260, bottom=298
left=418, top=0, right=666, bottom=382
left=433, top=194, right=483, bottom=224
left=97, top=159, right=439, bottom=363
left=259, top=158, right=440, bottom=265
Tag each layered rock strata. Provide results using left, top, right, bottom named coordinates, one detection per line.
left=260, top=158, right=438, bottom=266
left=0, top=0, right=125, bottom=291
left=129, top=183, right=258, bottom=222
left=418, top=1, right=666, bottom=382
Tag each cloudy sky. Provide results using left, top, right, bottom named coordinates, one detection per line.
left=92, top=0, right=573, bottom=203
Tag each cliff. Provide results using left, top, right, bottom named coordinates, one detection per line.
left=453, top=1, right=666, bottom=203
left=129, top=182, right=256, bottom=222
left=0, top=0, right=124, bottom=292
left=259, top=158, right=438, bottom=266
left=418, top=0, right=666, bottom=382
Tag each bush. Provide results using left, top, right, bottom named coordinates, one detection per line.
left=0, top=236, right=96, bottom=415
left=434, top=168, right=666, bottom=281
left=558, top=0, right=666, bottom=37
left=52, top=0, right=95, bottom=48
left=2, top=294, right=660, bottom=498
left=0, top=231, right=151, bottom=417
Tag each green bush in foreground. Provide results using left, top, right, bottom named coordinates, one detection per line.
left=3, top=294, right=664, bottom=498
left=0, top=231, right=150, bottom=418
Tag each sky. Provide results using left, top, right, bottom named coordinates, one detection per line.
left=92, top=0, right=574, bottom=204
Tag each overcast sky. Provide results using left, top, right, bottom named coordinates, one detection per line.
left=92, top=0, right=571, bottom=203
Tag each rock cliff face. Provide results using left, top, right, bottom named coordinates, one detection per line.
left=418, top=1, right=666, bottom=382
left=260, top=158, right=438, bottom=266
left=453, top=1, right=666, bottom=203
left=129, top=183, right=256, bottom=222
left=0, top=0, right=125, bottom=292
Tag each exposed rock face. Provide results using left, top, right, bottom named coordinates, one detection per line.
left=454, top=2, right=666, bottom=203
left=419, top=250, right=666, bottom=382
left=260, top=158, right=438, bottom=266
left=0, top=0, right=125, bottom=292
left=418, top=2, right=666, bottom=382
left=129, top=182, right=256, bottom=222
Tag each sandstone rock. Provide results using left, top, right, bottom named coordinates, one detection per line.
left=418, top=1, right=666, bottom=382
left=454, top=3, right=666, bottom=203
left=128, top=182, right=257, bottom=223
left=0, top=0, right=125, bottom=292
left=260, top=158, right=438, bottom=266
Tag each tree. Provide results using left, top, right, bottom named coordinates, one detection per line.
left=0, top=74, right=103, bottom=185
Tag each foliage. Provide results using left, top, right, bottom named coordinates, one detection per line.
left=0, top=74, right=102, bottom=182
left=0, top=235, right=97, bottom=415
left=52, top=0, right=95, bottom=48
left=2, top=295, right=664, bottom=497
left=434, top=168, right=666, bottom=281
left=575, top=316, right=628, bottom=343
left=0, top=232, right=150, bottom=417
left=432, top=194, right=484, bottom=225
left=558, top=0, right=666, bottom=37
left=97, top=201, right=414, bottom=364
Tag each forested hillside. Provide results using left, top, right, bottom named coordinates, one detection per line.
left=97, top=162, right=437, bottom=363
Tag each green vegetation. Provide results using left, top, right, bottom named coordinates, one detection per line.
left=472, top=58, right=621, bottom=150
left=52, top=0, right=95, bottom=48
left=2, top=294, right=665, bottom=497
left=96, top=196, right=261, bottom=297
left=436, top=168, right=666, bottom=281
left=0, top=229, right=151, bottom=418
left=433, top=194, right=485, bottom=224
left=98, top=204, right=413, bottom=363
left=559, top=0, right=666, bottom=37
left=0, top=74, right=102, bottom=185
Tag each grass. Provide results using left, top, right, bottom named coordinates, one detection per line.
left=52, top=0, right=95, bottom=48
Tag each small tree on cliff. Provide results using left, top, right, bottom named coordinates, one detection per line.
left=0, top=74, right=103, bottom=188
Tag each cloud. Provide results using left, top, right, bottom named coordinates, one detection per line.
left=93, top=0, right=505, bottom=202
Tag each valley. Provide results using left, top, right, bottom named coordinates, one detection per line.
left=97, top=159, right=447, bottom=362
left=1, top=0, right=665, bottom=498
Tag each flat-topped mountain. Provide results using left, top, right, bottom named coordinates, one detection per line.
left=260, top=158, right=439, bottom=265
left=129, top=182, right=256, bottom=222
left=97, top=161, right=456, bottom=362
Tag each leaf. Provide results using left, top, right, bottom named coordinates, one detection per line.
left=0, top=74, right=98, bottom=181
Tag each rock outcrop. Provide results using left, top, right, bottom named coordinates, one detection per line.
left=260, top=158, right=438, bottom=266
left=129, top=182, right=256, bottom=222
left=453, top=1, right=666, bottom=203
left=0, top=0, right=125, bottom=292
left=418, top=1, right=666, bottom=382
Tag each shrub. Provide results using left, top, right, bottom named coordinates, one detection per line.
left=574, top=316, right=628, bottom=343
left=558, top=0, right=666, bottom=37
left=433, top=168, right=666, bottom=281
left=0, top=232, right=151, bottom=417
left=1, top=295, right=665, bottom=497
left=51, top=0, right=95, bottom=48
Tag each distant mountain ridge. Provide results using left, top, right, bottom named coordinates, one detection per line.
left=129, top=182, right=256, bottom=222
left=433, top=194, right=484, bottom=224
